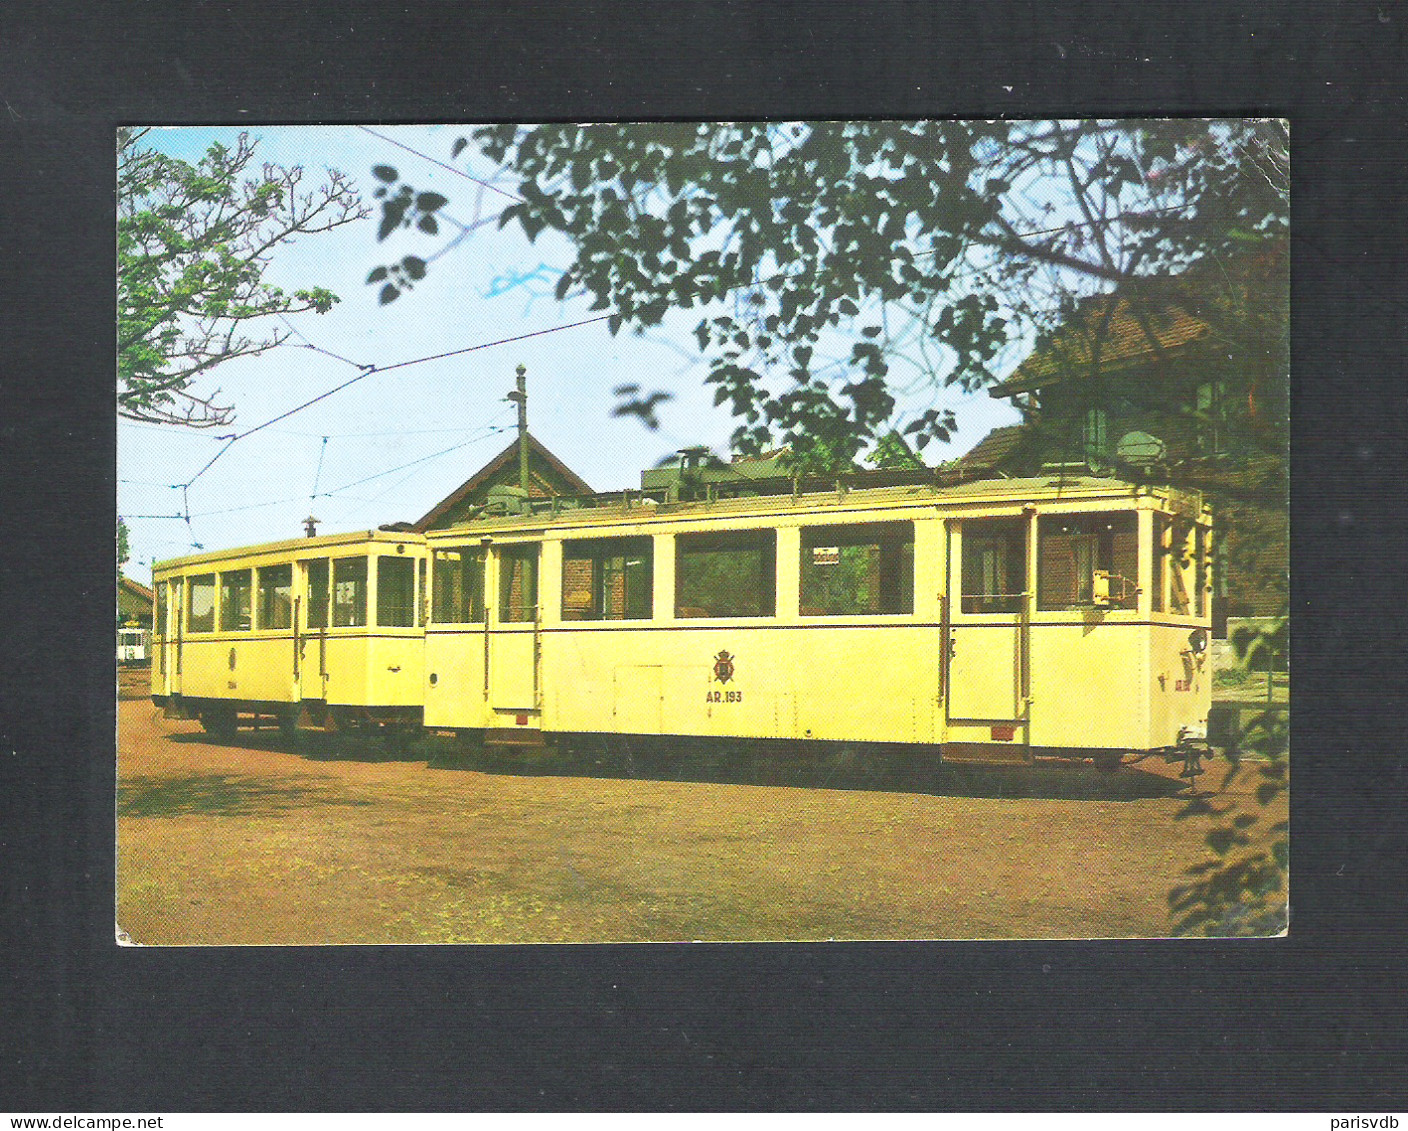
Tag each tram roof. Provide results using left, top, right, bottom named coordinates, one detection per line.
left=152, top=476, right=1208, bottom=570
left=428, top=474, right=1207, bottom=538
left=152, top=527, right=424, bottom=572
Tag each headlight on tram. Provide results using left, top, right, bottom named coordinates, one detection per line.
left=1178, top=721, right=1208, bottom=744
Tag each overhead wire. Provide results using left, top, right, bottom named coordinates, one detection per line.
left=156, top=161, right=1199, bottom=546
left=122, top=129, right=1238, bottom=567
left=355, top=126, right=524, bottom=203
left=164, top=171, right=1199, bottom=504
left=134, top=410, right=516, bottom=526
left=179, top=315, right=614, bottom=492
left=308, top=436, right=329, bottom=504
left=318, top=418, right=511, bottom=498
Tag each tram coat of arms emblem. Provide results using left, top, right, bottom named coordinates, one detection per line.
left=712, top=650, right=735, bottom=684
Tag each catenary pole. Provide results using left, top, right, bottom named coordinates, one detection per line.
left=512, top=363, right=529, bottom=493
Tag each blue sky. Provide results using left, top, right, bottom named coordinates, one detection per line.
left=118, top=124, right=1023, bottom=582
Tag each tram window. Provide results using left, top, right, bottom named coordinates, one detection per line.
left=218, top=570, right=252, bottom=631
left=801, top=522, right=913, bottom=615
left=1195, top=525, right=1207, bottom=617
left=960, top=519, right=1026, bottom=614
left=1169, top=519, right=1193, bottom=615
left=377, top=555, right=416, bottom=627
left=432, top=547, right=485, bottom=623
left=562, top=537, right=653, bottom=620
left=1038, top=513, right=1138, bottom=610
left=1150, top=514, right=1167, bottom=614
left=332, top=556, right=368, bottom=627
left=153, top=583, right=166, bottom=638
left=257, top=563, right=293, bottom=629
left=499, top=546, right=539, bottom=623
left=676, top=530, right=776, bottom=618
left=305, top=559, right=329, bottom=628
left=418, top=558, right=427, bottom=626
left=187, top=574, right=215, bottom=633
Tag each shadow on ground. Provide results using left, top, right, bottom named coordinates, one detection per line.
left=423, top=738, right=1197, bottom=803
left=168, top=728, right=425, bottom=765
left=119, top=771, right=374, bottom=818
left=162, top=727, right=1199, bottom=802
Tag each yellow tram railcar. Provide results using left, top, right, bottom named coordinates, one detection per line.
left=150, top=530, right=429, bottom=738
left=421, top=475, right=1213, bottom=768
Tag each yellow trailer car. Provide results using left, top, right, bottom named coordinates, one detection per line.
left=422, top=475, right=1214, bottom=769
left=150, top=530, right=428, bottom=739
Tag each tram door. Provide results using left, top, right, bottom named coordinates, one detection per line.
left=489, top=545, right=540, bottom=713
left=297, top=559, right=330, bottom=702
left=946, top=518, right=1030, bottom=727
left=155, top=578, right=178, bottom=698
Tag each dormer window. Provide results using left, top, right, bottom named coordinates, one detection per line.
left=1195, top=380, right=1227, bottom=455
left=1082, top=407, right=1109, bottom=460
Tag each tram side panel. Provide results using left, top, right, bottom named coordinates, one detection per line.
left=423, top=628, right=492, bottom=730
left=149, top=535, right=429, bottom=728
left=539, top=624, right=940, bottom=746
left=1022, top=620, right=1209, bottom=753
left=1147, top=623, right=1212, bottom=748
left=419, top=487, right=1211, bottom=759
left=204, top=634, right=298, bottom=706
left=424, top=622, right=942, bottom=746
left=1024, top=623, right=1153, bottom=752
left=317, top=632, right=424, bottom=708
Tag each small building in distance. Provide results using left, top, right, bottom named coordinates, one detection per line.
left=952, top=240, right=1288, bottom=628
left=117, top=575, right=154, bottom=665
left=118, top=575, right=153, bottom=629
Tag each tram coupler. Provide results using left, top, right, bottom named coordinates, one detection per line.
left=1172, top=722, right=1213, bottom=791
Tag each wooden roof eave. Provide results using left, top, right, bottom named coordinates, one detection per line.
left=990, top=329, right=1213, bottom=397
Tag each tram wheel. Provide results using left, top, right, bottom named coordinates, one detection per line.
left=1093, top=751, right=1124, bottom=773
left=199, top=707, right=238, bottom=739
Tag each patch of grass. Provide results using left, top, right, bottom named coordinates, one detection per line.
left=1213, top=666, right=1254, bottom=688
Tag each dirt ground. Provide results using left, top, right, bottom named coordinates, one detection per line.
left=116, top=669, right=1285, bottom=944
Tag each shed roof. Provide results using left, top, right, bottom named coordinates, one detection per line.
left=414, top=434, right=594, bottom=531
left=951, top=425, right=1029, bottom=470
left=118, top=575, right=153, bottom=604
left=992, top=289, right=1212, bottom=395
left=992, top=239, right=1287, bottom=397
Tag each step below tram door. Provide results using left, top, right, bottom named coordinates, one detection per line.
left=943, top=514, right=1032, bottom=762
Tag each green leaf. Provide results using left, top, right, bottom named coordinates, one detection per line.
left=418, top=215, right=438, bottom=235
left=402, top=256, right=427, bottom=280
left=379, top=284, right=400, bottom=305
left=372, top=165, right=398, bottom=182
left=451, top=137, right=468, bottom=159
left=118, top=127, right=367, bottom=426
left=366, top=266, right=388, bottom=283
left=416, top=192, right=448, bottom=213
left=377, top=202, right=407, bottom=242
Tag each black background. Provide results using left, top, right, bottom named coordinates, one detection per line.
left=1, top=0, right=1404, bottom=1111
